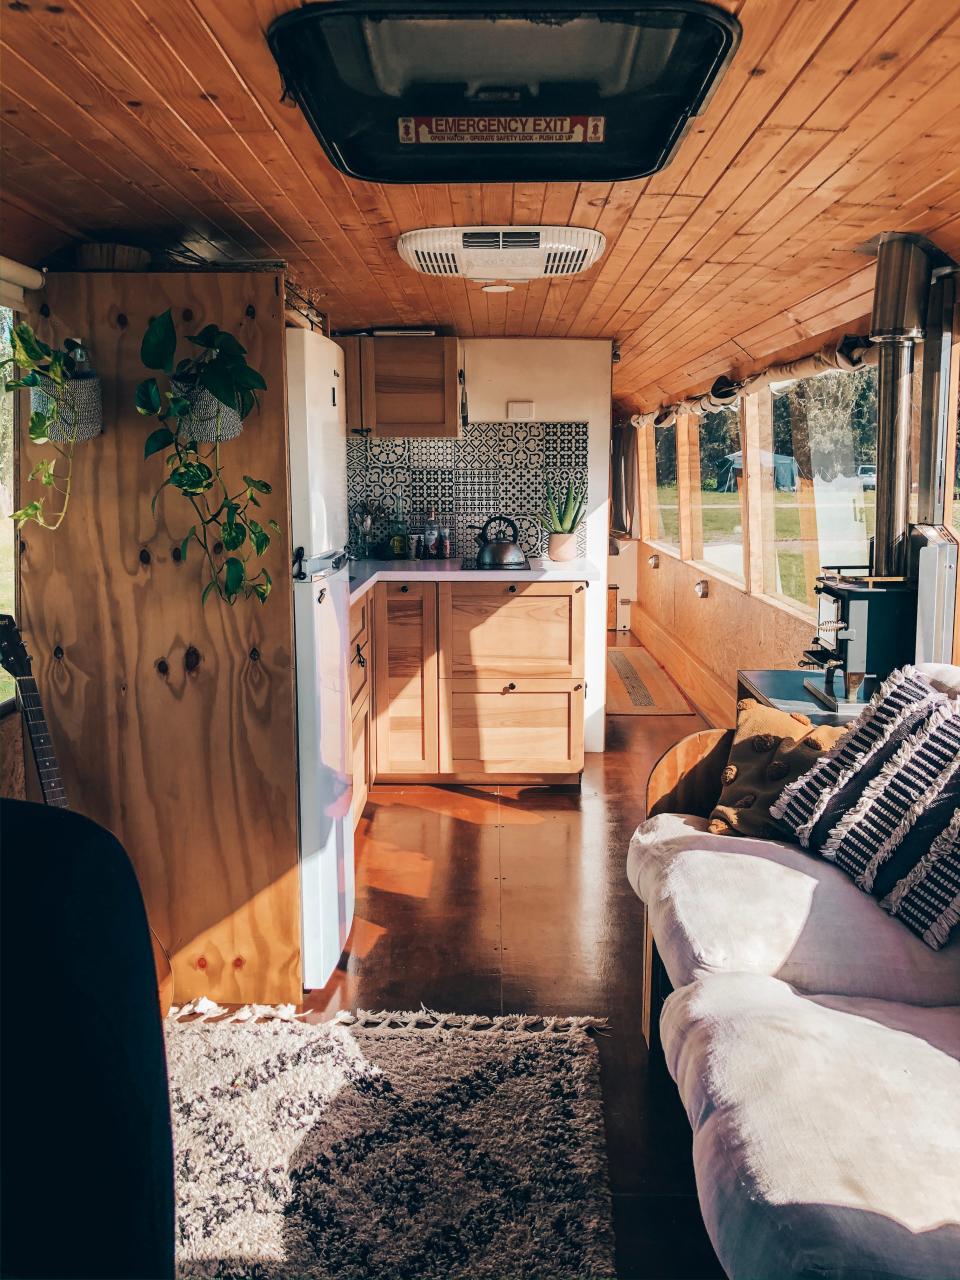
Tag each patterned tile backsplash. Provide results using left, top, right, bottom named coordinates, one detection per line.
left=347, top=422, right=589, bottom=559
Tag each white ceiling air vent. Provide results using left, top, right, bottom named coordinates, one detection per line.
left=397, top=226, right=606, bottom=282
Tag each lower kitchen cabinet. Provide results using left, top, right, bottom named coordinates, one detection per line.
left=371, top=578, right=586, bottom=783
left=373, top=582, right=439, bottom=776
left=439, top=679, right=585, bottom=777
left=351, top=695, right=371, bottom=828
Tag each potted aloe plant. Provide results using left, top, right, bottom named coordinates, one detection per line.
left=540, top=479, right=586, bottom=561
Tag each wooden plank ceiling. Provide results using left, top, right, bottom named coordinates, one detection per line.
left=2, top=0, right=960, bottom=413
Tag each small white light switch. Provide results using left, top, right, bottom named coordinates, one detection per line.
left=507, top=400, right=535, bottom=421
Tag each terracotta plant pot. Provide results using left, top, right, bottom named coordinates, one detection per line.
left=548, top=532, right=578, bottom=561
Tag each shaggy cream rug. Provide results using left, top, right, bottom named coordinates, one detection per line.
left=166, top=1010, right=615, bottom=1280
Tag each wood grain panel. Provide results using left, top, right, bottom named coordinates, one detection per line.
left=17, top=272, right=300, bottom=1004
left=2, top=0, right=960, bottom=412
left=438, top=581, right=585, bottom=680
left=439, top=679, right=585, bottom=775
left=373, top=582, right=439, bottom=776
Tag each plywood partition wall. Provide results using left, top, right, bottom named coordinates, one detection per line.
left=18, top=272, right=301, bottom=1003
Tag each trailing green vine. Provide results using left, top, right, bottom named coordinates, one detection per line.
left=4, top=322, right=87, bottom=531
left=136, top=309, right=278, bottom=605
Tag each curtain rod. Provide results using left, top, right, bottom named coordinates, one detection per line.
left=629, top=332, right=879, bottom=430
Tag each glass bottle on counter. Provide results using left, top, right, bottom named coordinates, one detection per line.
left=388, top=498, right=408, bottom=559
left=422, top=507, right=441, bottom=558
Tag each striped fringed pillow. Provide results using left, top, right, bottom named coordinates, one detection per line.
left=770, top=666, right=946, bottom=848
left=881, top=809, right=960, bottom=950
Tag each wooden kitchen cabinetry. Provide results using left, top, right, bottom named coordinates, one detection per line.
left=349, top=594, right=374, bottom=828
left=371, top=579, right=585, bottom=784
left=373, top=582, right=439, bottom=775
left=333, top=335, right=461, bottom=437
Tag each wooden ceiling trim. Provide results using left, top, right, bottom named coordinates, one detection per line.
left=0, top=196, right=77, bottom=266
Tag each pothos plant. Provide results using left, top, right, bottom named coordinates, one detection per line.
left=4, top=322, right=86, bottom=531
left=136, top=308, right=278, bottom=605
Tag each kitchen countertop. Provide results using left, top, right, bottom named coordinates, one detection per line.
left=348, top=557, right=600, bottom=603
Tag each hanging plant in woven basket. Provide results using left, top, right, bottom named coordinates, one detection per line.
left=3, top=321, right=103, bottom=531
left=136, top=308, right=277, bottom=606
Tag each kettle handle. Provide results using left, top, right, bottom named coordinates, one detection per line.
left=478, top=514, right=520, bottom=544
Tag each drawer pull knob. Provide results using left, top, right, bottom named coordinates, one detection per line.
left=400, top=584, right=409, bottom=593
left=506, top=682, right=517, bottom=691
left=507, top=584, right=517, bottom=593
left=574, top=683, right=583, bottom=691
left=355, top=644, right=366, bottom=668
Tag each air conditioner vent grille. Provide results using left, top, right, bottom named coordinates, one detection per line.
left=398, top=226, right=605, bottom=281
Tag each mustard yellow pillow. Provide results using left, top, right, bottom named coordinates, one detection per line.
left=708, top=699, right=846, bottom=840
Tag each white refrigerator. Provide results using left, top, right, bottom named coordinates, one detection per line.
left=286, top=327, right=355, bottom=989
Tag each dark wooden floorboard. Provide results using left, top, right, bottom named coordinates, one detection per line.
left=303, top=640, right=724, bottom=1279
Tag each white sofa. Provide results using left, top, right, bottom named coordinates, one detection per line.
left=628, top=707, right=960, bottom=1280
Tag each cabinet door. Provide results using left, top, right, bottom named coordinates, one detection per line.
left=332, top=336, right=364, bottom=433
left=439, top=581, right=585, bottom=680
left=351, top=696, right=371, bottom=828
left=373, top=583, right=439, bottom=775
left=440, top=679, right=584, bottom=775
left=368, top=337, right=459, bottom=437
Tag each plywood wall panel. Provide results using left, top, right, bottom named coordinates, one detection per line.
left=17, top=271, right=300, bottom=1004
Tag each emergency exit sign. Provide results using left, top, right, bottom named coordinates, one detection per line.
left=398, top=116, right=606, bottom=145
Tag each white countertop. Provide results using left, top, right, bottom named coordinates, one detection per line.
left=348, top=557, right=600, bottom=603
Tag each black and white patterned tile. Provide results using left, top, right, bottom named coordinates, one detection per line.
left=499, top=421, right=546, bottom=469
left=366, top=465, right=409, bottom=512
left=346, top=436, right=367, bottom=470
left=543, top=421, right=589, bottom=468
left=455, top=422, right=500, bottom=469
left=409, top=437, right=457, bottom=468
left=503, top=466, right=548, bottom=513
left=455, top=469, right=505, bottom=514
left=410, top=468, right=457, bottom=520
left=514, top=514, right=546, bottom=557
left=368, top=437, right=410, bottom=467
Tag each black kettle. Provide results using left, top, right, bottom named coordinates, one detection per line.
left=474, top=515, right=528, bottom=568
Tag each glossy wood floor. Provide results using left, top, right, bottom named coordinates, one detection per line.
left=304, top=637, right=723, bottom=1279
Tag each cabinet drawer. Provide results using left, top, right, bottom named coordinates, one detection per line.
left=351, top=696, right=371, bottom=828
left=349, top=594, right=370, bottom=650
left=373, top=582, right=439, bottom=775
left=439, top=581, right=585, bottom=680
left=349, top=637, right=370, bottom=710
left=439, top=678, right=584, bottom=775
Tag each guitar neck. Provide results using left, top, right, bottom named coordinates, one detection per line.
left=16, top=677, right=68, bottom=808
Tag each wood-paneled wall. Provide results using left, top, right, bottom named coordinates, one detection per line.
left=18, top=272, right=300, bottom=1003
left=631, top=546, right=811, bottom=727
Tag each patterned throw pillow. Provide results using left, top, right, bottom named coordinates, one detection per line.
left=708, top=699, right=845, bottom=839
left=880, top=809, right=960, bottom=950
left=771, top=666, right=946, bottom=848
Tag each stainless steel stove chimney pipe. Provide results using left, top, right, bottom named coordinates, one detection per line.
left=869, top=233, right=934, bottom=577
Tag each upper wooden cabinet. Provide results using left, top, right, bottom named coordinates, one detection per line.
left=438, top=582, right=586, bottom=681
left=333, top=335, right=461, bottom=437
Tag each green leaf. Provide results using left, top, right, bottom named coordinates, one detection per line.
left=169, top=461, right=214, bottom=494
left=180, top=527, right=195, bottom=562
left=253, top=569, right=272, bottom=603
left=186, top=324, right=220, bottom=349
left=29, top=458, right=56, bottom=487
left=197, top=357, right=239, bottom=413
left=6, top=371, right=40, bottom=391
left=201, top=578, right=218, bottom=606
left=45, top=351, right=66, bottom=387
left=141, top=308, right=177, bottom=373
left=144, top=426, right=175, bottom=459
left=238, top=388, right=256, bottom=420
left=232, top=364, right=265, bottom=391
left=11, top=322, right=51, bottom=369
left=135, top=377, right=162, bottom=416
left=267, top=519, right=282, bottom=536
left=243, top=475, right=271, bottom=494
left=223, top=556, right=245, bottom=600
left=560, top=480, right=577, bottom=532
left=12, top=499, right=44, bottom=528
left=247, top=518, right=269, bottom=556
left=166, top=395, right=193, bottom=418
left=28, top=411, right=50, bottom=444
left=220, top=521, right=246, bottom=551
left=213, top=332, right=246, bottom=359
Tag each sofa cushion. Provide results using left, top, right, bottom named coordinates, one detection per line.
left=627, top=814, right=960, bottom=1004
left=881, top=808, right=960, bottom=950
left=661, top=973, right=960, bottom=1280
left=707, top=698, right=845, bottom=840
left=772, top=665, right=945, bottom=848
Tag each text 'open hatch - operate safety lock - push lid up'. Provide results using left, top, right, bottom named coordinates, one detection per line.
left=267, top=1, right=742, bottom=184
